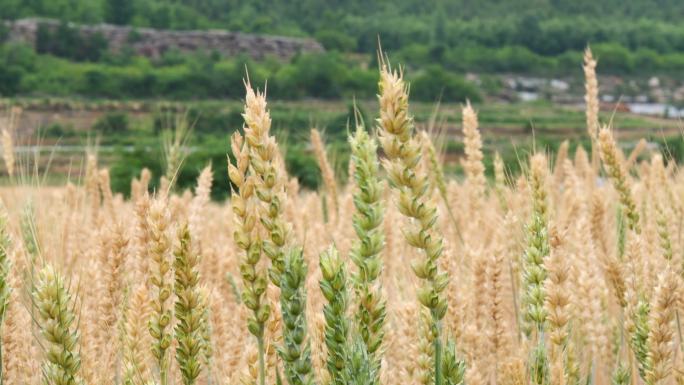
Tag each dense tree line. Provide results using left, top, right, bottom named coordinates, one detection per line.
left=3, top=0, right=684, bottom=54
left=3, top=38, right=684, bottom=100
left=0, top=40, right=487, bottom=101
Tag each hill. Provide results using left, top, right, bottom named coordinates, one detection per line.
left=2, top=0, right=684, bottom=101
left=3, top=0, right=684, bottom=56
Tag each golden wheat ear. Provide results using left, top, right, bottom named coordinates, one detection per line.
left=311, top=128, right=339, bottom=222
left=146, top=197, right=173, bottom=385
left=376, top=58, right=449, bottom=385
left=598, top=126, right=640, bottom=233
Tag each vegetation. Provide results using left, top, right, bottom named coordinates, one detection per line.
left=0, top=47, right=682, bottom=385
left=0, top=43, right=485, bottom=101
left=3, top=0, right=684, bottom=100
left=5, top=0, right=684, bottom=54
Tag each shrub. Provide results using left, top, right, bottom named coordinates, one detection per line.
left=0, top=66, right=22, bottom=96
left=36, top=22, right=109, bottom=62
left=93, top=112, right=130, bottom=134
left=410, top=65, right=481, bottom=102
left=315, top=30, right=357, bottom=51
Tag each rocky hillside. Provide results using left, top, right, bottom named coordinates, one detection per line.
left=3, top=18, right=324, bottom=60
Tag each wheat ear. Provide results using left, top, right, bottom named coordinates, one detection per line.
left=319, top=245, right=349, bottom=385
left=123, top=283, right=152, bottom=385
left=147, top=198, right=173, bottom=385
left=242, top=81, right=292, bottom=288
left=376, top=61, right=448, bottom=385
left=522, top=154, right=550, bottom=336
left=311, top=128, right=339, bottom=221
left=33, top=265, right=84, bottom=385
left=279, top=248, right=314, bottom=385
left=598, top=127, right=640, bottom=233
left=645, top=270, right=679, bottom=385
left=173, top=223, right=204, bottom=385
left=349, top=125, right=386, bottom=378
left=229, top=130, right=270, bottom=385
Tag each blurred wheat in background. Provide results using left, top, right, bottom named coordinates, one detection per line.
left=0, top=48, right=682, bottom=385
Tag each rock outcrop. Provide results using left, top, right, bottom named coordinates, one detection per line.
left=3, top=18, right=324, bottom=60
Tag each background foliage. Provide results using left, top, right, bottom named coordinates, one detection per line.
left=2, top=0, right=684, bottom=100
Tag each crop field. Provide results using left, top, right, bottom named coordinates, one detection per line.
left=0, top=48, right=681, bottom=385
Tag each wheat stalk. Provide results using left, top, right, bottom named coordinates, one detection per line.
left=0, top=207, right=10, bottom=385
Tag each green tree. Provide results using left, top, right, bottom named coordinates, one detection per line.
left=93, top=112, right=130, bottom=134
left=410, top=66, right=481, bottom=103
left=0, top=66, right=22, bottom=96
left=105, top=0, right=135, bottom=25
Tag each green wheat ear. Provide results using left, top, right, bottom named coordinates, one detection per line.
left=441, top=340, right=466, bottom=385
left=349, top=125, right=386, bottom=381
left=343, top=337, right=378, bottom=385
left=612, top=364, right=631, bottom=385
left=630, top=297, right=651, bottom=379
left=173, top=223, right=204, bottom=385
left=319, top=245, right=349, bottom=385
left=521, top=154, right=549, bottom=337
left=278, top=248, right=314, bottom=385
left=33, top=265, right=84, bottom=385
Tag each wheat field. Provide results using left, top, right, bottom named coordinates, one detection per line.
left=0, top=48, right=680, bottom=385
